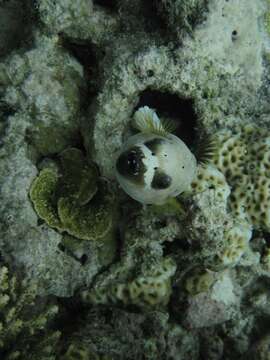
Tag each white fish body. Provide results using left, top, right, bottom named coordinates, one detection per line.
left=115, top=107, right=197, bottom=205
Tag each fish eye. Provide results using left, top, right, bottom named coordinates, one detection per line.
left=116, top=147, right=145, bottom=178
left=127, top=151, right=139, bottom=174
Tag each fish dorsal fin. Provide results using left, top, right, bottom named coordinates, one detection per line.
left=133, top=106, right=175, bottom=136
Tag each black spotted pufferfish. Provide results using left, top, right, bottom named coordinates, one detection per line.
left=115, top=106, right=197, bottom=205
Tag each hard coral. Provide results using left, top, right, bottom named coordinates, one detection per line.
left=0, top=265, right=60, bottom=359
left=191, top=164, right=230, bottom=203
left=210, top=125, right=270, bottom=231
left=219, top=222, right=252, bottom=266
left=82, top=257, right=176, bottom=309
left=192, top=124, right=270, bottom=234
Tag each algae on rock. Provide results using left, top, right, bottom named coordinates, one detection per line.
left=59, top=308, right=199, bottom=360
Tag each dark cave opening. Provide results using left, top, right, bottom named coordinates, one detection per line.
left=141, top=1, right=168, bottom=35
left=60, top=38, right=98, bottom=71
left=59, top=36, right=101, bottom=110
left=93, top=0, right=118, bottom=11
left=61, top=35, right=98, bottom=82
left=0, top=102, right=15, bottom=148
left=135, top=90, right=198, bottom=148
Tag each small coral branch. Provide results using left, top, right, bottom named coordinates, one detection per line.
left=0, top=265, right=60, bottom=359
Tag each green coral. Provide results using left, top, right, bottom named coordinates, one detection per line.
left=30, top=167, right=62, bottom=230
left=58, top=184, right=113, bottom=241
left=59, top=148, right=98, bottom=206
left=30, top=148, right=117, bottom=243
left=0, top=265, right=60, bottom=360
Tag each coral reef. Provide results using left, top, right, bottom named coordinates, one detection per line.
left=84, top=0, right=265, bottom=178
left=38, top=0, right=119, bottom=45
left=182, top=270, right=240, bottom=328
left=210, top=125, right=270, bottom=231
left=0, top=265, right=60, bottom=359
left=220, top=222, right=252, bottom=266
left=243, top=334, right=270, bottom=360
left=80, top=206, right=181, bottom=310
left=0, top=0, right=270, bottom=358
left=83, top=257, right=176, bottom=308
left=59, top=308, right=199, bottom=360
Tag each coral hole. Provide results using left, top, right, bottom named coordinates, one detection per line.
left=59, top=37, right=100, bottom=108
left=135, top=90, right=197, bottom=148
left=93, top=0, right=118, bottom=11
left=60, top=38, right=98, bottom=70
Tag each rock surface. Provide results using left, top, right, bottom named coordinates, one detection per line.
left=0, top=0, right=270, bottom=359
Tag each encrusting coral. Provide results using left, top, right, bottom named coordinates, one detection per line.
left=187, top=122, right=270, bottom=268
left=219, top=222, right=252, bottom=266
left=30, top=147, right=117, bottom=243
left=211, top=125, right=270, bottom=230
left=82, top=257, right=177, bottom=308
left=0, top=265, right=60, bottom=359
left=185, top=268, right=216, bottom=295
left=192, top=124, right=270, bottom=231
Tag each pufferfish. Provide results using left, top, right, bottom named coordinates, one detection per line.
left=115, top=106, right=197, bottom=205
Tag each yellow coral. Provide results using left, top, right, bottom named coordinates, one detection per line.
left=192, top=125, right=270, bottom=232
left=211, top=125, right=270, bottom=230
left=185, top=270, right=216, bottom=295
left=219, top=222, right=252, bottom=266
left=83, top=257, right=177, bottom=308
left=191, top=164, right=230, bottom=203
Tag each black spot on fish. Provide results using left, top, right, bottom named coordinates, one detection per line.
left=144, top=138, right=165, bottom=154
left=116, top=146, right=146, bottom=185
left=151, top=170, right=172, bottom=190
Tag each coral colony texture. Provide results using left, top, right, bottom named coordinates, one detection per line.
left=1, top=0, right=270, bottom=358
